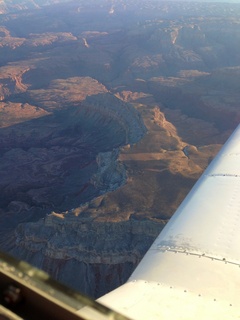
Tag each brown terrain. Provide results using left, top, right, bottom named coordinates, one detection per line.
left=0, top=0, right=240, bottom=297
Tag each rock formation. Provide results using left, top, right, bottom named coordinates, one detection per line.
left=6, top=213, right=165, bottom=297
left=0, top=0, right=240, bottom=299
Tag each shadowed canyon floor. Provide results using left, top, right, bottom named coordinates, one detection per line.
left=0, top=0, right=240, bottom=297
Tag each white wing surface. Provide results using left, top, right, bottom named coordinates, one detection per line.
left=96, top=124, right=240, bottom=320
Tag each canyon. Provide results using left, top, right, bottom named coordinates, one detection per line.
left=0, top=0, right=240, bottom=297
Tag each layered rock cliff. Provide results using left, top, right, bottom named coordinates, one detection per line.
left=7, top=213, right=165, bottom=297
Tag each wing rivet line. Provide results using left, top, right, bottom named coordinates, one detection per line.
left=157, top=246, right=240, bottom=266
left=208, top=174, right=240, bottom=178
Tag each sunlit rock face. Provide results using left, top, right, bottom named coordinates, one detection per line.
left=0, top=0, right=240, bottom=298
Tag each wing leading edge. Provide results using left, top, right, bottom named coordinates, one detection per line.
left=95, top=124, right=240, bottom=320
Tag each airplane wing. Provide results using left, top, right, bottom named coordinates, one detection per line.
left=95, top=124, right=240, bottom=320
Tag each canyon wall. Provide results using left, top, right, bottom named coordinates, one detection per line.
left=8, top=213, right=165, bottom=297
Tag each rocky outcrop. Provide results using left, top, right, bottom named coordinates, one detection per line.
left=26, top=77, right=108, bottom=109
left=82, top=93, right=147, bottom=145
left=0, top=102, right=50, bottom=127
left=0, top=66, right=31, bottom=100
left=91, top=149, right=127, bottom=194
